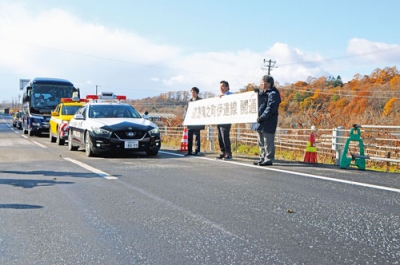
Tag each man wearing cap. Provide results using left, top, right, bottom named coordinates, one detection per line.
left=252, top=75, right=281, bottom=166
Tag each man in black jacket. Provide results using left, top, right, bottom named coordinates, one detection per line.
left=186, top=87, right=205, bottom=156
left=252, top=75, right=281, bottom=166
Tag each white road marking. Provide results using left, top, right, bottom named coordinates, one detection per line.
left=159, top=150, right=185, bottom=157
left=161, top=151, right=400, bottom=194
left=31, top=140, right=47, bottom=148
left=63, top=157, right=118, bottom=179
left=225, top=160, right=400, bottom=194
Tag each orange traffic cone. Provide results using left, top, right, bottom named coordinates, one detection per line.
left=180, top=127, right=188, bottom=152
left=303, top=126, right=318, bottom=163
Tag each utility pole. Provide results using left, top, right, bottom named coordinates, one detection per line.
left=261, top=59, right=278, bottom=75
left=96, top=85, right=100, bottom=95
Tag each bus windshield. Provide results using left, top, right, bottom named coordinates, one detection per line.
left=30, top=84, right=75, bottom=114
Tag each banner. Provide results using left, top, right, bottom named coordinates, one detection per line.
left=183, top=91, right=258, bottom=125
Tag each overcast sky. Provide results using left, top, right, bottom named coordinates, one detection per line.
left=1, top=0, right=399, bottom=102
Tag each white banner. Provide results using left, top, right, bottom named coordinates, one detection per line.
left=183, top=91, right=258, bottom=125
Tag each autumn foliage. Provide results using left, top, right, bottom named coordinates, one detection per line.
left=129, top=66, right=400, bottom=129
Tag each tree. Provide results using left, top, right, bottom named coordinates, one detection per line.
left=310, top=76, right=326, bottom=90
left=293, top=81, right=308, bottom=88
left=336, top=75, right=343, bottom=87
left=293, top=92, right=303, bottom=102
left=331, top=94, right=339, bottom=102
left=382, top=98, right=397, bottom=117
left=390, top=75, right=400, bottom=90
left=306, top=76, right=316, bottom=84
left=300, top=97, right=314, bottom=110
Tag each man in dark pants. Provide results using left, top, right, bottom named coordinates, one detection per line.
left=216, top=80, right=233, bottom=160
left=252, top=75, right=281, bottom=166
left=186, top=87, right=204, bottom=156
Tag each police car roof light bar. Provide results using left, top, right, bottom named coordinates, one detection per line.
left=86, top=95, right=98, bottom=100
left=86, top=93, right=125, bottom=102
left=116, top=95, right=127, bottom=101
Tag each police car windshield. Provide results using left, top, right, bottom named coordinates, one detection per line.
left=89, top=105, right=141, bottom=119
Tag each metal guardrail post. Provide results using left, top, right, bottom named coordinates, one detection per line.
left=276, top=127, right=281, bottom=143
left=207, top=126, right=215, bottom=151
left=332, top=126, right=344, bottom=166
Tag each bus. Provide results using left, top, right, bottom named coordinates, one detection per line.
left=21, top=77, right=80, bottom=136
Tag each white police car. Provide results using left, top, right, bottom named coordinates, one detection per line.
left=67, top=92, right=161, bottom=157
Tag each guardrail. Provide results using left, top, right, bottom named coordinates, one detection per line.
left=160, top=125, right=400, bottom=169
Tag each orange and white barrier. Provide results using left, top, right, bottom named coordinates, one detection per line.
left=180, top=127, right=188, bottom=152
left=304, top=126, right=318, bottom=163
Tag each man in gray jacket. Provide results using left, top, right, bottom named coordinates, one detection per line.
left=252, top=75, right=281, bottom=166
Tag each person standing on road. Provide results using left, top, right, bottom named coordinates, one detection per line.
left=252, top=75, right=281, bottom=166
left=216, top=80, right=233, bottom=160
left=185, top=87, right=205, bottom=156
left=143, top=111, right=149, bottom=119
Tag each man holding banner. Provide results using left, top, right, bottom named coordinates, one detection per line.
left=185, top=87, right=205, bottom=156
left=183, top=81, right=259, bottom=160
left=215, top=80, right=233, bottom=160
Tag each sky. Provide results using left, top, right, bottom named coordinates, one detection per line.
left=1, top=0, right=400, bottom=102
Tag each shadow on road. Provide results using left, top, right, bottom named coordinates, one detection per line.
left=0, top=178, right=74, bottom=188
left=0, top=203, right=43, bottom=209
left=0, top=170, right=99, bottom=178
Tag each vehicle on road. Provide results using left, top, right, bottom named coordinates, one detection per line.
left=68, top=92, right=161, bottom=157
left=21, top=77, right=80, bottom=136
left=12, top=111, right=23, bottom=129
left=49, top=97, right=87, bottom=145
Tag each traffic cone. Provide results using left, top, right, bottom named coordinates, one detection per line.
left=180, top=127, right=188, bottom=152
left=303, top=126, right=318, bottom=163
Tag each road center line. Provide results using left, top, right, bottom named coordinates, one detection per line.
left=63, top=157, right=118, bottom=179
left=160, top=151, right=400, bottom=194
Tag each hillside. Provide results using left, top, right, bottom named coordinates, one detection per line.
left=130, top=66, right=400, bottom=129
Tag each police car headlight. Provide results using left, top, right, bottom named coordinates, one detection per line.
left=149, top=127, right=160, bottom=135
left=92, top=127, right=112, bottom=136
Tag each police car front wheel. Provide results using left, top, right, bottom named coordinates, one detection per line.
left=85, top=131, right=95, bottom=157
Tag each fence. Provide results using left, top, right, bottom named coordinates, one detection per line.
left=160, top=124, right=400, bottom=170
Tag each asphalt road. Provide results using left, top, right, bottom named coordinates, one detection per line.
left=1, top=115, right=399, bottom=265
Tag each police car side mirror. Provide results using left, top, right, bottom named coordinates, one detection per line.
left=74, top=114, right=84, bottom=120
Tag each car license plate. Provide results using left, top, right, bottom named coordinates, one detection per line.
left=124, top=141, right=138, bottom=149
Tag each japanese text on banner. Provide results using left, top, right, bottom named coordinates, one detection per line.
left=183, top=91, right=258, bottom=125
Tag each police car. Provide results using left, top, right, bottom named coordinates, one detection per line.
left=67, top=92, right=161, bottom=157
left=49, top=97, right=87, bottom=145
